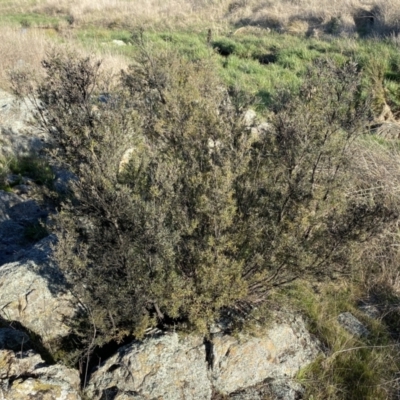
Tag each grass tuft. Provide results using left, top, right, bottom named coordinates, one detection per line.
left=9, top=156, right=54, bottom=187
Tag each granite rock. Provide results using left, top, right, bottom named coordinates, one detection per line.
left=210, top=312, right=320, bottom=394
left=85, top=333, right=212, bottom=400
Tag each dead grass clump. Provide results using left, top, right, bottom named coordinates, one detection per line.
left=351, top=139, right=400, bottom=223
left=251, top=9, right=287, bottom=31
left=285, top=19, right=309, bottom=36
left=95, top=50, right=129, bottom=78
left=350, top=138, right=400, bottom=292
left=232, top=26, right=271, bottom=36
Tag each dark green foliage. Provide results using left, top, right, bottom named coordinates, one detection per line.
left=11, top=47, right=395, bottom=363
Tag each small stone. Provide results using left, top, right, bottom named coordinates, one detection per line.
left=338, top=312, right=369, bottom=337
left=243, top=109, right=257, bottom=127
left=359, top=304, right=380, bottom=319
left=268, top=379, right=305, bottom=400
left=210, top=324, right=222, bottom=334
left=112, top=39, right=126, bottom=46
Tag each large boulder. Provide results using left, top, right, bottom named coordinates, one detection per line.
left=337, top=312, right=369, bottom=338
left=86, top=312, right=320, bottom=399
left=0, top=236, right=77, bottom=348
left=0, top=89, right=48, bottom=159
left=85, top=333, right=212, bottom=400
left=0, top=190, right=48, bottom=266
left=210, top=311, right=320, bottom=395
left=0, top=346, right=81, bottom=399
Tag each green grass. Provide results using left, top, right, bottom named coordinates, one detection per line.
left=9, top=156, right=54, bottom=187
left=62, top=26, right=400, bottom=114
left=76, top=27, right=133, bottom=45
left=0, top=12, right=62, bottom=28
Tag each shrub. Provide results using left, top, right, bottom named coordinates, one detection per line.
left=11, top=48, right=395, bottom=359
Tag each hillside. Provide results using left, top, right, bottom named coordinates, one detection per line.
left=2, top=1, right=400, bottom=399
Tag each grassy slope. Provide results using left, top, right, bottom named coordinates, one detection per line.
left=2, top=1, right=400, bottom=398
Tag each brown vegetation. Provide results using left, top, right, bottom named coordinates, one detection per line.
left=0, top=25, right=128, bottom=91
left=0, top=26, right=49, bottom=90
left=2, top=0, right=400, bottom=34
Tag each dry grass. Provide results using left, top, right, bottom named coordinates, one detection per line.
left=0, top=26, right=49, bottom=91
left=30, top=0, right=233, bottom=29
left=350, top=138, right=400, bottom=297
left=351, top=139, right=400, bottom=214
left=2, top=0, right=398, bottom=36
left=2, top=0, right=400, bottom=35
left=0, top=24, right=129, bottom=91
left=230, top=0, right=400, bottom=34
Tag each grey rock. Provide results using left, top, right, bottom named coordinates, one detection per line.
left=338, top=312, right=369, bottom=337
left=0, top=328, right=31, bottom=351
left=268, top=379, right=304, bottom=400
left=359, top=304, right=380, bottom=319
left=0, top=191, right=23, bottom=222
left=112, top=39, right=127, bottom=46
left=0, top=92, right=48, bottom=159
left=0, top=190, right=48, bottom=265
left=243, top=109, right=257, bottom=127
left=52, top=167, right=76, bottom=194
left=98, top=93, right=111, bottom=103
left=228, top=382, right=271, bottom=400
left=210, top=312, right=320, bottom=394
left=0, top=237, right=77, bottom=348
left=85, top=333, right=212, bottom=400
left=0, top=347, right=81, bottom=399
left=229, top=379, right=304, bottom=400
left=7, top=198, right=47, bottom=222
left=0, top=191, right=30, bottom=265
